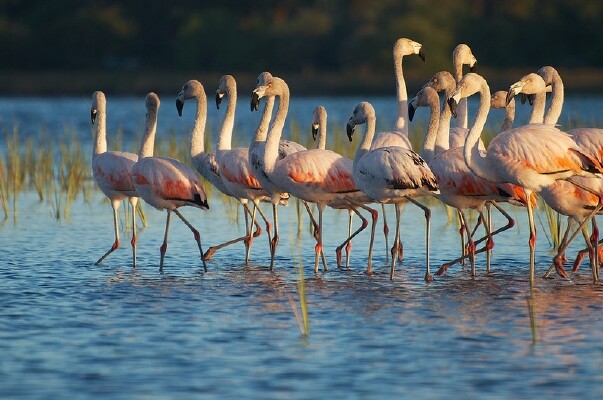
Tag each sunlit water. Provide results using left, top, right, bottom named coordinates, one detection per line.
left=2, top=96, right=603, bottom=398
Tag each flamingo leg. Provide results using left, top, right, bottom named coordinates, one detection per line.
left=130, top=198, right=138, bottom=268
left=346, top=199, right=378, bottom=275
left=382, top=204, right=390, bottom=262
left=406, top=197, right=433, bottom=282
left=591, top=217, right=599, bottom=281
left=345, top=210, right=353, bottom=269
left=204, top=201, right=258, bottom=262
left=302, top=200, right=326, bottom=265
left=173, top=209, right=207, bottom=272
left=159, top=210, right=172, bottom=271
left=314, top=205, right=327, bottom=273
left=525, top=189, right=537, bottom=286
left=270, top=203, right=279, bottom=270
left=458, top=210, right=467, bottom=267
left=336, top=208, right=369, bottom=269
left=95, top=203, right=121, bottom=265
left=485, top=203, right=492, bottom=273
left=461, top=210, right=476, bottom=277
left=390, top=203, right=402, bottom=280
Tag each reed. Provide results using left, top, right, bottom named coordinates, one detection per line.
left=288, top=249, right=310, bottom=337
left=6, top=127, right=26, bottom=223
left=539, top=198, right=562, bottom=249
left=0, top=154, right=8, bottom=219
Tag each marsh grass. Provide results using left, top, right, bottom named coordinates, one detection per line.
left=0, top=154, right=8, bottom=219
left=288, top=250, right=310, bottom=337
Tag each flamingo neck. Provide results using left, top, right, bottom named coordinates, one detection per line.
left=353, top=110, right=376, bottom=169
left=216, top=89, right=237, bottom=151
left=253, top=96, right=275, bottom=143
left=317, top=116, right=327, bottom=150
left=500, top=98, right=515, bottom=132
left=528, top=92, right=546, bottom=124
left=93, top=106, right=107, bottom=156
left=263, top=88, right=289, bottom=175
left=138, top=107, right=158, bottom=158
left=464, top=81, right=501, bottom=183
left=394, top=54, right=409, bottom=135
left=435, top=95, right=453, bottom=156
left=190, top=93, right=208, bottom=158
left=420, top=96, right=441, bottom=164
left=544, top=72, right=564, bottom=125
left=453, top=58, right=469, bottom=130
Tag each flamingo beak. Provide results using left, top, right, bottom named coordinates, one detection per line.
left=215, top=92, right=223, bottom=110
left=448, top=97, right=458, bottom=118
left=346, top=120, right=355, bottom=142
left=408, top=98, right=417, bottom=122
left=470, top=61, right=478, bottom=73
left=312, top=125, right=318, bottom=141
left=91, top=109, right=97, bottom=124
left=251, top=92, right=260, bottom=112
left=418, top=47, right=426, bottom=62
left=176, top=98, right=184, bottom=117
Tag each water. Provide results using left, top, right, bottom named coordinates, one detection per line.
left=2, top=96, right=603, bottom=399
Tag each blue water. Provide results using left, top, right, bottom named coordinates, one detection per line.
left=2, top=96, right=603, bottom=399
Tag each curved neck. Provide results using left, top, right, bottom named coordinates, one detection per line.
left=528, top=92, right=546, bottom=124
left=420, top=97, right=441, bottom=164
left=500, top=98, right=515, bottom=132
left=264, top=90, right=289, bottom=174
left=464, top=81, right=501, bottom=183
left=93, top=106, right=107, bottom=156
left=544, top=73, right=564, bottom=125
left=453, top=60, right=469, bottom=129
left=253, top=96, right=275, bottom=142
left=190, top=93, right=208, bottom=158
left=394, top=55, right=409, bottom=135
left=353, top=111, right=376, bottom=169
left=434, top=96, right=453, bottom=155
left=216, top=89, right=237, bottom=151
left=317, top=117, right=327, bottom=150
left=138, top=107, right=158, bottom=158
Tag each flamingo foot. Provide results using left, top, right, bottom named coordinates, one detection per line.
left=335, top=247, right=343, bottom=267
left=553, top=255, right=570, bottom=279
left=425, top=272, right=434, bottom=282
left=397, top=239, right=403, bottom=262
left=436, top=263, right=450, bottom=276
left=572, top=250, right=587, bottom=272
left=203, top=246, right=217, bottom=261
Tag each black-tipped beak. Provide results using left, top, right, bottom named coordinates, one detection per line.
left=91, top=109, right=97, bottom=124
left=418, top=48, right=426, bottom=62
left=520, top=93, right=527, bottom=105
left=215, top=93, right=222, bottom=110
left=448, top=98, right=458, bottom=118
left=312, top=125, right=318, bottom=141
left=408, top=103, right=416, bottom=122
left=470, top=61, right=477, bottom=73
left=251, top=92, right=260, bottom=112
left=528, top=94, right=535, bottom=106
left=176, top=98, right=184, bottom=117
left=505, top=90, right=515, bottom=106
left=346, top=121, right=355, bottom=142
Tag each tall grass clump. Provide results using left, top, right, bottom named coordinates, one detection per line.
left=0, top=154, right=8, bottom=219
left=539, top=198, right=562, bottom=249
left=56, top=130, right=88, bottom=220
left=5, top=127, right=26, bottom=223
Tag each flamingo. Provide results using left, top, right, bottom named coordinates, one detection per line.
left=449, top=72, right=603, bottom=285
left=369, top=38, right=426, bottom=262
left=131, top=92, right=209, bottom=270
left=251, top=77, right=377, bottom=273
left=91, top=90, right=140, bottom=267
left=507, top=71, right=602, bottom=280
left=248, top=73, right=321, bottom=269
left=311, top=105, right=379, bottom=269
left=409, top=85, right=525, bottom=277
left=452, top=44, right=478, bottom=130
left=419, top=72, right=514, bottom=271
left=176, top=78, right=261, bottom=263
left=347, top=101, right=439, bottom=281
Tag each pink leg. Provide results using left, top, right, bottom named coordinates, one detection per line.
left=96, top=204, right=121, bottom=265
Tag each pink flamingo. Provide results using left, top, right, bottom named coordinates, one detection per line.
left=451, top=44, right=478, bottom=130
left=91, top=90, right=140, bottom=267
left=131, top=93, right=209, bottom=270
left=409, top=86, right=526, bottom=277
left=449, top=72, right=603, bottom=285
left=252, top=77, right=377, bottom=273
left=311, top=105, right=379, bottom=269
left=347, top=101, right=439, bottom=281
left=507, top=70, right=603, bottom=281
left=176, top=78, right=261, bottom=262
left=370, top=38, right=426, bottom=262
left=249, top=73, right=321, bottom=269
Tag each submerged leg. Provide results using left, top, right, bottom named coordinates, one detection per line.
left=173, top=209, right=207, bottom=272
left=96, top=202, right=121, bottom=265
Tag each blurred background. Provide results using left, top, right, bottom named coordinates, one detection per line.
left=1, top=0, right=602, bottom=96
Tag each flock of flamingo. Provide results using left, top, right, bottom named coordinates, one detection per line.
left=90, top=38, right=603, bottom=286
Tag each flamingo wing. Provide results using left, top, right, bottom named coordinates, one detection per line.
left=93, top=151, right=138, bottom=197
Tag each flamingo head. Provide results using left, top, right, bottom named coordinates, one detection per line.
left=176, top=80, right=205, bottom=117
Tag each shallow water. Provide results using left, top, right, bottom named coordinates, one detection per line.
left=2, top=95, right=603, bottom=398
left=2, top=190, right=603, bottom=399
